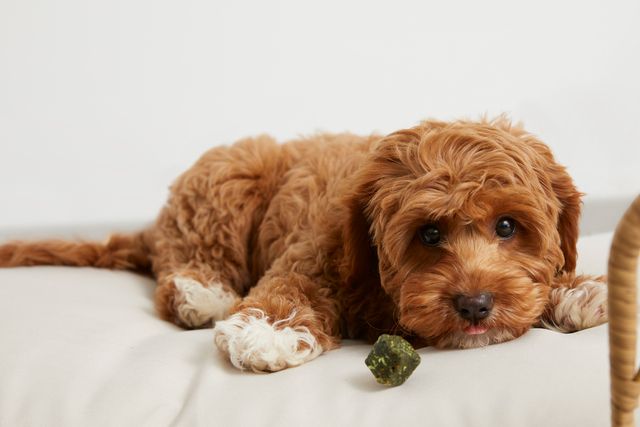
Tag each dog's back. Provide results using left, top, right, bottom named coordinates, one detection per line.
left=0, top=132, right=378, bottom=327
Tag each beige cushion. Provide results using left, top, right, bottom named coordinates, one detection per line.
left=0, top=232, right=631, bottom=426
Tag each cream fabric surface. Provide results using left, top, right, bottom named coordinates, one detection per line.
left=0, top=232, right=630, bottom=427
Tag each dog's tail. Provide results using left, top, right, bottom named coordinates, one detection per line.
left=0, top=232, right=151, bottom=272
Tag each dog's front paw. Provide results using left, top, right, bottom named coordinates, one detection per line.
left=542, top=278, right=608, bottom=333
left=212, top=308, right=323, bottom=372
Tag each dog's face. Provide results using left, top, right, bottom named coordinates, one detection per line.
left=342, top=118, right=581, bottom=348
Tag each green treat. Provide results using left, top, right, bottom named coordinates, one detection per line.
left=365, top=334, right=421, bottom=386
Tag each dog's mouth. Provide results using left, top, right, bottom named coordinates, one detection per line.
left=463, top=324, right=489, bottom=335
left=442, top=326, right=510, bottom=349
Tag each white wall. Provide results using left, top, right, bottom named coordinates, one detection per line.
left=1, top=0, right=639, bottom=230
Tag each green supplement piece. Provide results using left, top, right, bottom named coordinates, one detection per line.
left=365, top=334, right=421, bottom=386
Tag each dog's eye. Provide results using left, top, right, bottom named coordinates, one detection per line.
left=419, top=224, right=441, bottom=246
left=495, top=217, right=516, bottom=239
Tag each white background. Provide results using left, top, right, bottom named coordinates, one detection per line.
left=1, top=0, right=639, bottom=230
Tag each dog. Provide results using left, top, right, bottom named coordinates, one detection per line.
left=0, top=117, right=608, bottom=372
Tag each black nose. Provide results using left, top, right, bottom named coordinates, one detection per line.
left=454, top=293, right=494, bottom=323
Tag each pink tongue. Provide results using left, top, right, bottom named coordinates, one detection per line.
left=464, top=325, right=488, bottom=335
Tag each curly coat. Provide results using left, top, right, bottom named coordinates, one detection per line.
left=0, top=117, right=607, bottom=372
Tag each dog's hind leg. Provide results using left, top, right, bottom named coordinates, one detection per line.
left=153, top=262, right=241, bottom=329
left=146, top=136, right=290, bottom=328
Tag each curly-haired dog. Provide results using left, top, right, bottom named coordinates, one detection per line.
left=0, top=118, right=608, bottom=372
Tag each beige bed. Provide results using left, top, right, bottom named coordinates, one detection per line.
left=0, top=195, right=637, bottom=427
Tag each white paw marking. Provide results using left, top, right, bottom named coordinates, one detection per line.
left=212, top=309, right=322, bottom=372
left=173, top=276, right=238, bottom=328
left=543, top=279, right=608, bottom=332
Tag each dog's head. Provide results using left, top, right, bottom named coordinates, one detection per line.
left=342, top=118, right=581, bottom=348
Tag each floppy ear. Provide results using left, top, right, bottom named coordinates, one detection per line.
left=498, top=119, right=582, bottom=273
left=339, top=174, right=399, bottom=340
left=546, top=162, right=582, bottom=273
left=341, top=193, right=379, bottom=289
left=339, top=132, right=410, bottom=291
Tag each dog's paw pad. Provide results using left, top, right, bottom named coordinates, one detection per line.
left=173, top=276, right=238, bottom=328
left=546, top=279, right=608, bottom=332
left=212, top=309, right=322, bottom=372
